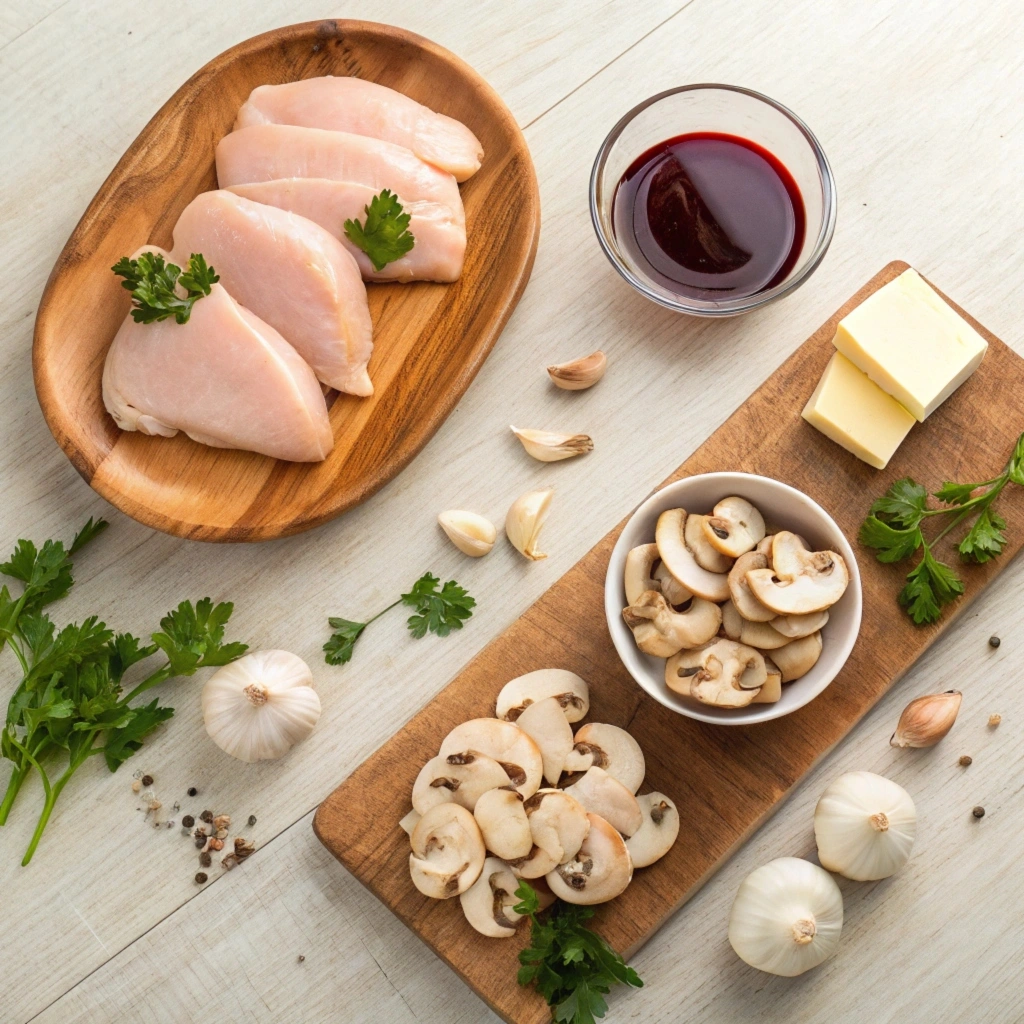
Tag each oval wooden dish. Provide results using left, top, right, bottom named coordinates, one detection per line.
left=33, top=20, right=539, bottom=542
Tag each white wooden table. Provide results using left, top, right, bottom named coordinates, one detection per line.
left=3, top=1, right=1023, bottom=1021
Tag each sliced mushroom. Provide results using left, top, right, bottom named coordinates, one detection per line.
left=737, top=618, right=792, bottom=650
left=546, top=813, right=633, bottom=904
left=562, top=766, right=643, bottom=837
left=399, top=808, right=422, bottom=836
left=665, top=639, right=766, bottom=707
left=624, top=544, right=660, bottom=605
left=770, top=531, right=811, bottom=577
left=652, top=560, right=692, bottom=606
left=411, top=751, right=512, bottom=815
left=655, top=509, right=731, bottom=602
left=439, top=719, right=543, bottom=798
left=460, top=857, right=525, bottom=937
left=771, top=610, right=830, bottom=638
left=701, top=496, right=766, bottom=558
left=721, top=599, right=742, bottom=641
left=515, top=696, right=574, bottom=785
left=752, top=658, right=782, bottom=703
left=473, top=787, right=533, bottom=860
left=524, top=788, right=591, bottom=864
left=746, top=532, right=849, bottom=615
left=508, top=843, right=559, bottom=879
left=769, top=631, right=823, bottom=682
left=562, top=723, right=645, bottom=794
left=409, top=803, right=486, bottom=899
left=684, top=513, right=734, bottom=573
left=495, top=669, right=589, bottom=724
left=625, top=793, right=680, bottom=868
left=727, top=551, right=776, bottom=622
left=756, top=534, right=775, bottom=560
left=622, top=590, right=722, bottom=657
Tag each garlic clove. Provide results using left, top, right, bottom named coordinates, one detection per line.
left=511, top=426, right=593, bottom=463
left=505, top=487, right=553, bottom=560
left=438, top=510, right=497, bottom=557
left=890, top=689, right=962, bottom=748
left=546, top=350, right=606, bottom=390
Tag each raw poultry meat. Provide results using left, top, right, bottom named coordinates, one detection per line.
left=234, top=77, right=484, bottom=182
left=102, top=250, right=333, bottom=462
left=216, top=125, right=465, bottom=221
left=170, top=190, right=374, bottom=395
left=228, top=179, right=466, bottom=283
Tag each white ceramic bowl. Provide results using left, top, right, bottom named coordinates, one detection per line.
left=605, top=473, right=862, bottom=725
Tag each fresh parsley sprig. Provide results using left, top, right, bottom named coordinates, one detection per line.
left=859, top=430, right=1024, bottom=625
left=112, top=251, right=219, bottom=324
left=513, top=881, right=643, bottom=1024
left=324, top=571, right=475, bottom=665
left=343, top=189, right=415, bottom=272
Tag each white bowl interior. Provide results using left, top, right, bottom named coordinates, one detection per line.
left=605, top=472, right=862, bottom=725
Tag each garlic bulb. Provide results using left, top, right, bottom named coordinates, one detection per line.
left=511, top=426, right=593, bottom=463
left=438, top=510, right=496, bottom=557
left=506, top=487, right=553, bottom=560
left=202, top=650, right=321, bottom=763
left=890, top=689, right=961, bottom=747
left=728, top=857, right=843, bottom=976
left=814, top=771, right=916, bottom=880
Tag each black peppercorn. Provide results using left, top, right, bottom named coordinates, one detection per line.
left=989, top=636, right=1001, bottom=648
left=200, top=809, right=214, bottom=824
left=187, top=787, right=198, bottom=797
left=195, top=872, right=208, bottom=884
left=959, top=755, right=973, bottom=767
left=141, top=774, right=153, bottom=787
left=297, top=955, right=305, bottom=963
left=247, top=815, right=257, bottom=827
left=199, top=852, right=212, bottom=868
left=972, top=805, right=986, bottom=819
left=181, top=814, right=195, bottom=829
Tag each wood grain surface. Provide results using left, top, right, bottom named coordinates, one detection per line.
left=314, top=261, right=1024, bottom=1024
left=31, top=19, right=540, bottom=542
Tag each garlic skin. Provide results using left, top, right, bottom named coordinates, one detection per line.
left=438, top=510, right=496, bottom=557
left=511, top=426, right=593, bottom=463
left=506, top=488, right=553, bottom=560
left=202, top=650, right=321, bottom=763
left=814, top=771, right=916, bottom=881
left=729, top=857, right=843, bottom=977
left=890, top=689, right=961, bottom=748
left=546, top=351, right=607, bottom=390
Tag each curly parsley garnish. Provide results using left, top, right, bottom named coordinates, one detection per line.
left=343, top=189, right=415, bottom=272
left=112, top=251, right=219, bottom=324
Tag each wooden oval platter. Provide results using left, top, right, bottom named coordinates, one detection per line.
left=33, top=20, right=540, bottom=542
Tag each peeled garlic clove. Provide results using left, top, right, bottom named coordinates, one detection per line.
left=511, top=426, right=593, bottom=463
left=814, top=771, right=916, bottom=880
left=546, top=350, right=606, bottom=390
left=890, top=689, right=961, bottom=748
left=438, top=510, right=496, bottom=557
left=506, top=487, right=553, bottom=560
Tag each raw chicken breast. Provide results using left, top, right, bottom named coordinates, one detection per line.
left=103, top=255, right=332, bottom=462
left=216, top=125, right=465, bottom=222
left=228, top=179, right=466, bottom=283
left=171, top=190, right=374, bottom=396
left=235, top=77, right=484, bottom=182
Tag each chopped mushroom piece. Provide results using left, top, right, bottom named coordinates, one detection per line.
left=769, top=631, right=823, bottom=682
left=737, top=618, right=792, bottom=651
left=562, top=767, right=642, bottom=837
left=665, top=639, right=766, bottom=707
left=652, top=561, right=692, bottom=606
left=409, top=803, right=486, bottom=899
left=474, top=787, right=532, bottom=860
left=655, top=509, right=731, bottom=602
left=523, top=788, right=591, bottom=865
left=622, top=590, right=722, bottom=657
left=460, top=857, right=525, bottom=938
left=771, top=610, right=830, bottom=638
left=625, top=793, right=680, bottom=868
left=746, top=532, right=849, bottom=615
left=439, top=719, right=544, bottom=798
left=546, top=813, right=633, bottom=905
left=562, top=723, right=645, bottom=793
left=684, top=513, right=734, bottom=573
left=727, top=551, right=776, bottom=622
left=752, top=658, right=782, bottom=703
left=411, top=751, right=512, bottom=815
left=515, top=696, right=574, bottom=785
left=701, top=496, right=766, bottom=558
left=495, top=669, right=589, bottom=724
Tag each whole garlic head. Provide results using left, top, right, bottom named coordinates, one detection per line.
left=814, top=771, right=916, bottom=881
left=202, top=650, right=321, bottom=763
left=729, top=857, right=843, bottom=976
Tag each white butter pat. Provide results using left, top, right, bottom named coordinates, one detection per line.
left=832, top=268, right=987, bottom=421
left=802, top=352, right=916, bottom=469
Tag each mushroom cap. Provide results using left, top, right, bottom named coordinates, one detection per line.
left=474, top=787, right=533, bottom=861
left=652, top=560, right=692, bottom=606
left=563, top=723, right=646, bottom=794
left=495, top=669, right=589, bottom=724
left=701, top=496, right=766, bottom=558
left=625, top=792, right=680, bottom=868
left=752, top=659, right=782, bottom=703
left=546, top=813, right=633, bottom=905
left=771, top=610, right=829, bottom=638
left=655, top=509, right=731, bottom=602
left=622, top=590, right=722, bottom=657
left=665, top=639, right=766, bottom=707
left=562, top=766, right=643, bottom=837
left=684, top=513, right=735, bottom=573
left=412, top=750, right=512, bottom=815
left=728, top=551, right=777, bottom=622
left=746, top=532, right=849, bottom=615
left=409, top=803, right=486, bottom=899
left=737, top=618, right=793, bottom=651
left=439, top=719, right=544, bottom=798
left=460, top=857, right=525, bottom=937
left=769, top=631, right=823, bottom=682
left=524, top=788, right=591, bottom=864
left=624, top=543, right=661, bottom=606
left=515, top=696, right=574, bottom=786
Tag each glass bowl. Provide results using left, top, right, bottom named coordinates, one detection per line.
left=590, top=84, right=836, bottom=317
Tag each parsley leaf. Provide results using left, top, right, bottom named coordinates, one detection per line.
left=868, top=477, right=929, bottom=528
left=858, top=516, right=923, bottom=563
left=898, top=548, right=965, bottom=624
left=343, top=189, right=415, bottom=272
left=112, top=251, right=219, bottom=325
left=958, top=506, right=1007, bottom=563
left=102, top=698, right=175, bottom=771
left=401, top=573, right=476, bottom=639
left=323, top=617, right=367, bottom=665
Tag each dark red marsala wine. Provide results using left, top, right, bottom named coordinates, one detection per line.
left=612, top=132, right=805, bottom=301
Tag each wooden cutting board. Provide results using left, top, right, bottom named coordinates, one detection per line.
left=314, top=262, right=1024, bottom=1023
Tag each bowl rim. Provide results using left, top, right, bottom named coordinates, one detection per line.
left=589, top=83, right=837, bottom=317
left=604, top=472, right=862, bottom=725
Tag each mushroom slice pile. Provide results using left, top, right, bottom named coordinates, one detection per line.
left=474, top=787, right=532, bottom=861
left=771, top=631, right=823, bottom=682
left=563, top=723, right=645, bottom=794
left=495, top=669, right=589, bottom=724
left=546, top=813, right=633, bottom=905
left=439, top=719, right=543, bottom=798
left=702, top=497, right=766, bottom=558
left=516, top=696, right=574, bottom=785
left=562, top=766, right=643, bottom=837
left=626, top=793, right=680, bottom=868
left=622, top=590, right=722, bottom=657
left=666, top=639, right=767, bottom=708
left=412, top=750, right=512, bottom=815
left=409, top=803, right=486, bottom=899
left=460, top=857, right=525, bottom=937
left=684, top=514, right=734, bottom=573
left=523, top=789, right=591, bottom=865
left=746, top=532, right=849, bottom=615
left=655, top=509, right=731, bottom=603
left=727, top=551, right=776, bottom=622
left=771, top=609, right=829, bottom=638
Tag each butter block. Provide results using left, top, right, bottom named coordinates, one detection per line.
left=802, top=352, right=916, bottom=469
left=832, top=268, right=987, bottom=421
